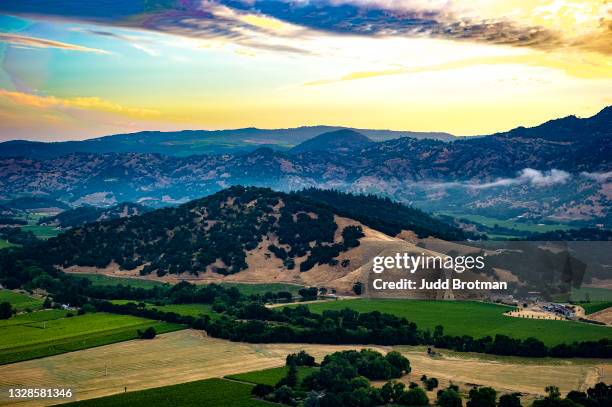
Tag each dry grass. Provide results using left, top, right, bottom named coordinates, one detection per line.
left=0, top=330, right=609, bottom=406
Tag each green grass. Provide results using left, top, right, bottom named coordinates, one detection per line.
left=0, top=239, right=17, bottom=249
left=0, top=311, right=184, bottom=365
left=0, top=289, right=43, bottom=311
left=227, top=366, right=319, bottom=386
left=218, top=282, right=304, bottom=296
left=288, top=299, right=612, bottom=346
left=569, top=287, right=612, bottom=302
left=441, top=212, right=574, bottom=237
left=581, top=302, right=612, bottom=315
left=110, top=301, right=216, bottom=319
left=76, top=273, right=167, bottom=288
left=59, top=378, right=274, bottom=407
left=21, top=224, right=60, bottom=239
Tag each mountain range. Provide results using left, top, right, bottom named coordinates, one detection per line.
left=0, top=106, right=610, bottom=227
left=0, top=126, right=454, bottom=158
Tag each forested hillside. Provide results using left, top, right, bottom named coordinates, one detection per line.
left=40, top=187, right=370, bottom=276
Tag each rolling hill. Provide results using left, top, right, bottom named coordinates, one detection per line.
left=289, top=129, right=373, bottom=154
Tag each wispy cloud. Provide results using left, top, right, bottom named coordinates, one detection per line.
left=0, top=89, right=158, bottom=117
left=0, top=33, right=111, bottom=54
left=580, top=171, right=612, bottom=182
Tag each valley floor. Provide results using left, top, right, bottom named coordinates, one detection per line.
left=0, top=330, right=609, bottom=406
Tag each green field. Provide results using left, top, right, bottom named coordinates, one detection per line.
left=569, top=287, right=612, bottom=302
left=0, top=311, right=184, bottom=365
left=0, top=239, right=17, bottom=249
left=581, top=301, right=612, bottom=315
left=226, top=366, right=319, bottom=386
left=288, top=300, right=612, bottom=346
left=442, top=212, right=574, bottom=238
left=218, top=282, right=304, bottom=296
left=110, top=301, right=216, bottom=319
left=60, top=378, right=273, bottom=407
left=0, top=289, right=43, bottom=311
left=21, top=224, right=61, bottom=239
left=76, top=273, right=167, bottom=288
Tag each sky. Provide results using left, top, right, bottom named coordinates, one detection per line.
left=0, top=0, right=610, bottom=141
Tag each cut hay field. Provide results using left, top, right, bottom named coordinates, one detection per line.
left=287, top=299, right=612, bottom=346
left=226, top=366, right=319, bottom=386
left=0, top=330, right=607, bottom=407
left=0, top=311, right=183, bottom=365
left=0, top=289, right=43, bottom=311
left=60, top=378, right=273, bottom=407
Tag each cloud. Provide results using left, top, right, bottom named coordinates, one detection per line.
left=0, top=33, right=111, bottom=54
left=470, top=168, right=571, bottom=189
left=0, top=89, right=158, bottom=117
left=2, top=0, right=608, bottom=56
left=580, top=171, right=612, bottom=182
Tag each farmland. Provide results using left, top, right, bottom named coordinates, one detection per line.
left=110, top=301, right=216, bottom=318
left=0, top=311, right=183, bottom=365
left=60, top=378, right=273, bottom=407
left=226, top=366, right=319, bottom=386
left=287, top=299, right=612, bottom=346
left=582, top=301, right=612, bottom=315
left=0, top=289, right=43, bottom=311
left=75, top=273, right=167, bottom=289
left=217, top=282, right=304, bottom=296
left=0, top=239, right=16, bottom=249
left=0, top=330, right=606, bottom=407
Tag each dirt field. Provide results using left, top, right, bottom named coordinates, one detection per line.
left=588, top=307, right=612, bottom=325
left=0, top=330, right=608, bottom=406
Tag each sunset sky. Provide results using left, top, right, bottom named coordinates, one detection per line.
left=0, top=0, right=610, bottom=141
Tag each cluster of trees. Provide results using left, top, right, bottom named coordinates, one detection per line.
left=0, top=227, right=38, bottom=247
left=256, top=349, right=414, bottom=406
left=295, top=188, right=471, bottom=240
left=0, top=302, right=14, bottom=319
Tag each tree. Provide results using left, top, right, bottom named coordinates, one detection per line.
left=467, top=387, right=497, bottom=407
left=0, top=302, right=13, bottom=319
left=286, top=361, right=298, bottom=388
left=437, top=388, right=462, bottom=407
left=398, top=386, right=429, bottom=406
left=424, top=377, right=439, bottom=391
left=385, top=350, right=411, bottom=375
left=352, top=282, right=363, bottom=295
left=499, top=393, right=522, bottom=407
left=252, top=384, right=273, bottom=398
left=137, top=326, right=156, bottom=339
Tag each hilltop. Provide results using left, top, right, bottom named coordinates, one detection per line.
left=289, top=129, right=373, bottom=154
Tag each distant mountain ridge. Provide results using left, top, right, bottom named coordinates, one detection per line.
left=0, top=126, right=454, bottom=159
left=0, top=106, right=609, bottom=226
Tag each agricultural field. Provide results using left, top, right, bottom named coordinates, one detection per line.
left=0, top=330, right=606, bottom=407
left=226, top=366, right=319, bottom=386
left=217, top=282, right=304, bottom=296
left=0, top=239, right=16, bottom=249
left=287, top=299, right=612, bottom=346
left=581, top=301, right=612, bottom=315
left=570, top=287, right=612, bottom=302
left=75, top=273, right=167, bottom=289
left=60, top=378, right=273, bottom=407
left=0, top=289, right=43, bottom=311
left=110, top=301, right=216, bottom=319
left=21, top=224, right=61, bottom=239
left=441, top=212, right=574, bottom=235
left=0, top=311, right=183, bottom=365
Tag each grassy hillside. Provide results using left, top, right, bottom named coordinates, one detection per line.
left=61, top=378, right=273, bottom=407
left=289, top=300, right=611, bottom=346
left=0, top=311, right=183, bottom=364
left=0, top=289, right=43, bottom=311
